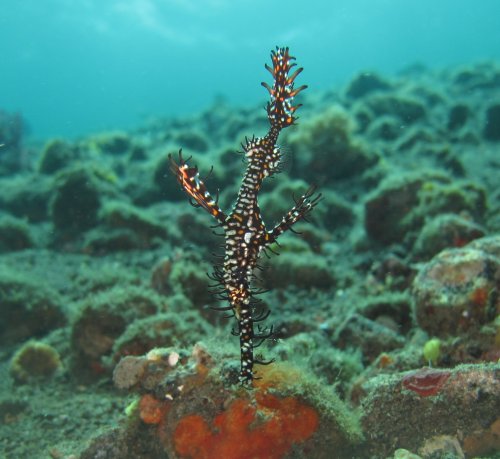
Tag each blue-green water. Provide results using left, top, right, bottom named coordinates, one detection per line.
left=1, top=0, right=499, bottom=138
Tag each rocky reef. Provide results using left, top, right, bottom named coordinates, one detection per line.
left=0, top=60, right=499, bottom=458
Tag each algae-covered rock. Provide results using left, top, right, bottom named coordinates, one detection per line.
left=273, top=332, right=364, bottom=395
left=94, top=131, right=132, bottom=155
left=84, top=345, right=363, bottom=459
left=71, top=285, right=164, bottom=377
left=0, top=269, right=66, bottom=345
left=83, top=227, right=152, bottom=253
left=391, top=448, right=423, bottom=459
left=113, top=348, right=192, bottom=391
left=364, top=173, right=425, bottom=245
left=265, top=251, right=335, bottom=290
left=75, top=259, right=143, bottom=295
left=412, top=213, right=485, bottom=260
left=360, top=292, right=413, bottom=336
left=419, top=180, right=486, bottom=221
left=484, top=103, right=500, bottom=141
left=364, top=171, right=486, bottom=245
left=50, top=166, right=103, bottom=234
left=150, top=257, right=173, bottom=295
left=153, top=155, right=186, bottom=202
left=174, top=130, right=209, bottom=153
left=364, top=93, right=427, bottom=124
left=360, top=364, right=500, bottom=458
left=175, top=208, right=219, bottom=249
left=97, top=200, right=169, bottom=249
left=0, top=175, right=52, bottom=222
left=38, top=138, right=75, bottom=174
left=10, top=341, right=62, bottom=384
left=316, top=189, right=355, bottom=232
left=287, top=106, right=378, bottom=183
left=169, top=258, right=215, bottom=309
left=0, top=215, right=35, bottom=252
left=413, top=237, right=500, bottom=337
left=345, top=71, right=391, bottom=99
left=333, top=313, right=406, bottom=364
left=370, top=253, right=416, bottom=291
left=0, top=399, right=29, bottom=425
left=452, top=62, right=500, bottom=92
left=366, top=115, right=403, bottom=141
left=261, top=179, right=353, bottom=234
left=447, top=103, right=470, bottom=131
left=394, top=126, right=435, bottom=151
left=260, top=178, right=314, bottom=223
left=310, top=346, right=364, bottom=394
left=129, top=144, right=147, bottom=161
left=112, top=312, right=213, bottom=362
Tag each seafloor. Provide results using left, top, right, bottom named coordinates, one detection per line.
left=0, top=60, right=499, bottom=459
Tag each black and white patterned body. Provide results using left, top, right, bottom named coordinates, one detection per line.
left=169, top=47, right=320, bottom=385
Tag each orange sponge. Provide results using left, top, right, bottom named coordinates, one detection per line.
left=173, top=392, right=318, bottom=459
left=139, top=394, right=169, bottom=425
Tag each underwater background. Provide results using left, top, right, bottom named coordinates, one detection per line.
left=2, top=0, right=500, bottom=138
left=1, top=1, right=500, bottom=458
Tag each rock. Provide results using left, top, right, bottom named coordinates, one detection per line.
left=265, top=251, right=335, bottom=290
left=360, top=364, right=500, bottom=457
left=113, top=348, right=191, bottom=391
left=111, top=312, right=212, bottom=362
left=413, top=238, right=500, bottom=337
left=101, top=201, right=168, bottom=245
left=364, top=174, right=425, bottom=245
left=50, top=167, right=103, bottom=234
left=168, top=258, right=215, bottom=309
left=83, top=228, right=152, bottom=253
left=150, top=257, right=172, bottom=295
left=112, top=355, right=148, bottom=390
left=0, top=215, right=35, bottom=252
left=38, top=139, right=75, bottom=174
left=452, top=62, right=500, bottom=92
left=0, top=175, right=51, bottom=222
left=259, top=178, right=315, bottom=224
left=153, top=155, right=185, bottom=202
left=333, top=314, right=406, bottom=364
left=365, top=94, right=426, bottom=124
left=94, top=131, right=132, bottom=155
left=70, top=285, right=163, bottom=378
left=287, top=106, right=378, bottom=184
left=9, top=341, right=62, bottom=383
left=412, top=213, right=485, bottom=260
left=345, top=72, right=391, bottom=99
left=367, top=116, right=402, bottom=141
left=175, top=209, right=218, bottom=249
left=0, top=269, right=66, bottom=345
left=364, top=172, right=486, bottom=245
left=360, top=293, right=413, bottom=335
left=311, top=189, right=355, bottom=232
left=447, top=104, right=469, bottom=131
left=484, top=104, right=500, bottom=141
left=84, top=345, right=363, bottom=459
left=174, top=130, right=209, bottom=153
